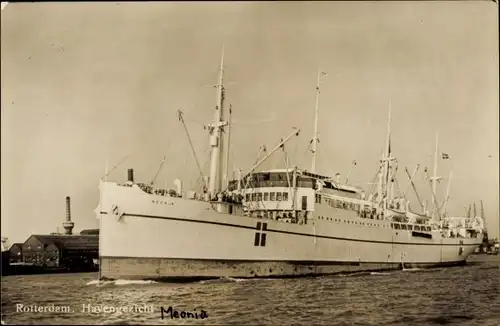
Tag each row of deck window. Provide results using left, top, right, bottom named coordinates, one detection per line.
left=314, top=217, right=433, bottom=232
left=391, top=223, right=432, bottom=232
left=245, top=192, right=289, bottom=202
left=317, top=216, right=390, bottom=228
left=315, top=194, right=360, bottom=212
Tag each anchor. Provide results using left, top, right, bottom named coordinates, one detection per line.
left=110, top=204, right=124, bottom=221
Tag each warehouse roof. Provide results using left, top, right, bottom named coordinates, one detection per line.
left=26, top=235, right=98, bottom=250
left=80, top=229, right=99, bottom=235
left=9, top=243, right=23, bottom=250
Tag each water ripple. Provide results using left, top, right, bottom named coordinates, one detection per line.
left=1, top=256, right=499, bottom=325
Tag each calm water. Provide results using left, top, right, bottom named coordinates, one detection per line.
left=2, top=256, right=499, bottom=325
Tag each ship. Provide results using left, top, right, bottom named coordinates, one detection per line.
left=96, top=50, right=485, bottom=281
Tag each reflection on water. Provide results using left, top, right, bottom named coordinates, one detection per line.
left=1, top=256, right=499, bottom=325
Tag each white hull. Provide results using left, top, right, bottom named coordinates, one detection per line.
left=97, top=181, right=482, bottom=280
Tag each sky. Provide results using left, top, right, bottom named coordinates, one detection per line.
left=1, top=2, right=498, bottom=244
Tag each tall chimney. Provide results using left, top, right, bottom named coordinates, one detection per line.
left=127, top=169, right=134, bottom=183
left=62, top=196, right=75, bottom=235
left=65, top=196, right=71, bottom=221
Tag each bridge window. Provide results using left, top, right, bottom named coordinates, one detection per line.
left=277, top=192, right=282, bottom=201
left=252, top=193, right=257, bottom=201
left=258, top=192, right=263, bottom=201
left=270, top=192, right=276, bottom=201
left=407, top=225, right=413, bottom=231
left=414, top=226, right=420, bottom=231
left=264, top=192, right=269, bottom=201
left=394, top=224, right=401, bottom=230
left=283, top=192, right=289, bottom=201
left=260, top=173, right=271, bottom=181
left=401, top=224, right=407, bottom=230
left=426, top=227, right=431, bottom=232
left=245, top=194, right=250, bottom=201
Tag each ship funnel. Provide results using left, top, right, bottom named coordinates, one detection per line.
left=127, top=169, right=134, bottom=183
left=174, top=179, right=183, bottom=196
left=63, top=196, right=75, bottom=235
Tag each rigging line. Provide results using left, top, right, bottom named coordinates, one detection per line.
left=195, top=152, right=211, bottom=191
left=150, top=156, right=167, bottom=186
left=101, top=120, right=170, bottom=180
left=304, top=142, right=312, bottom=158
left=394, top=178, right=403, bottom=199
left=192, top=150, right=208, bottom=191
left=150, top=139, right=173, bottom=186
left=291, top=135, right=298, bottom=167
left=245, top=178, right=257, bottom=211
left=406, top=167, right=425, bottom=211
left=284, top=152, right=292, bottom=189
left=102, top=149, right=137, bottom=180
left=368, top=164, right=381, bottom=196
left=284, top=152, right=294, bottom=206
left=254, top=145, right=266, bottom=165
left=243, top=146, right=266, bottom=192
left=181, top=111, right=207, bottom=128
left=423, top=169, right=442, bottom=220
left=178, top=110, right=207, bottom=191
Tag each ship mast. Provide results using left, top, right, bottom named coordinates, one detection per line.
left=480, top=200, right=488, bottom=234
left=207, top=47, right=227, bottom=199
left=386, top=106, right=391, bottom=209
left=379, top=104, right=392, bottom=210
left=223, top=105, right=232, bottom=190
left=310, top=71, right=327, bottom=174
left=441, top=170, right=452, bottom=217
left=431, top=132, right=441, bottom=221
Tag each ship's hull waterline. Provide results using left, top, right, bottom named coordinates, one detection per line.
left=99, top=257, right=467, bottom=281
left=97, top=182, right=482, bottom=281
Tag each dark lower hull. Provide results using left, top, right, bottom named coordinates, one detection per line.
left=3, top=264, right=98, bottom=276
left=99, top=257, right=468, bottom=282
